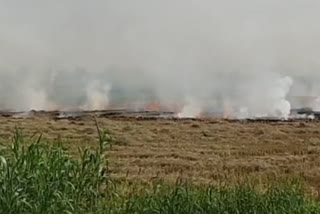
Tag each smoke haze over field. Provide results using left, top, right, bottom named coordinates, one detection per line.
left=1, top=1, right=320, bottom=118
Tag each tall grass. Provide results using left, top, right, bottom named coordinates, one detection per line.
left=108, top=181, right=320, bottom=214
left=0, top=127, right=110, bottom=214
left=0, top=127, right=319, bottom=213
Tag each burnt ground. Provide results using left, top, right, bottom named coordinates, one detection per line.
left=1, top=111, right=320, bottom=192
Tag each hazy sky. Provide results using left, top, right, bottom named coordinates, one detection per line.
left=0, top=1, right=320, bottom=116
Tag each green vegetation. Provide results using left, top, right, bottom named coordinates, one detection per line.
left=108, top=182, right=320, bottom=214
left=0, top=127, right=110, bottom=214
left=0, top=128, right=319, bottom=213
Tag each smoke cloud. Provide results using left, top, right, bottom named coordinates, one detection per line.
left=1, top=0, right=320, bottom=117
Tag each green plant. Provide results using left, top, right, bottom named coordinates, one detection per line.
left=0, top=126, right=111, bottom=214
left=107, top=181, right=320, bottom=214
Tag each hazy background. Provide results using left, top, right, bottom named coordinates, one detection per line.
left=1, top=0, right=320, bottom=117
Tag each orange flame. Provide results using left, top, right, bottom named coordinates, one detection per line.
left=144, top=101, right=161, bottom=111
left=143, top=101, right=183, bottom=112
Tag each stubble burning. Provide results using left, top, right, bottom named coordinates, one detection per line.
left=0, top=1, right=319, bottom=118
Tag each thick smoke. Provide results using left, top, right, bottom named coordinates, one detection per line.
left=1, top=0, right=320, bottom=117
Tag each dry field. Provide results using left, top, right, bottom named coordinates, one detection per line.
left=1, top=114, right=320, bottom=190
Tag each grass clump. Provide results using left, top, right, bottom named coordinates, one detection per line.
left=107, top=181, right=320, bottom=214
left=0, top=127, right=319, bottom=213
left=0, top=128, right=110, bottom=214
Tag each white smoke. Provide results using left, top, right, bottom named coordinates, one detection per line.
left=177, top=97, right=202, bottom=118
left=0, top=1, right=319, bottom=115
left=311, top=97, right=320, bottom=111
left=24, top=89, right=49, bottom=111
left=178, top=75, right=294, bottom=119
left=236, top=75, right=293, bottom=119
left=235, top=107, right=250, bottom=120
left=271, top=76, right=293, bottom=119
left=83, top=81, right=111, bottom=111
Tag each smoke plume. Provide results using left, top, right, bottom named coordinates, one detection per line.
left=1, top=0, right=320, bottom=118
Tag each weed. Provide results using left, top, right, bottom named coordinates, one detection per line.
left=0, top=126, right=111, bottom=214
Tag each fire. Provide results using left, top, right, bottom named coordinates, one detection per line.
left=144, top=101, right=182, bottom=112
left=144, top=101, right=161, bottom=111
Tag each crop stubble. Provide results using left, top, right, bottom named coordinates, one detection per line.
left=0, top=116, right=320, bottom=190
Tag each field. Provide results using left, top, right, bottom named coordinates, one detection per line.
left=0, top=113, right=319, bottom=188
left=1, top=112, right=320, bottom=212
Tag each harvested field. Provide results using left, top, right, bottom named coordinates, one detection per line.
left=1, top=112, right=320, bottom=191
